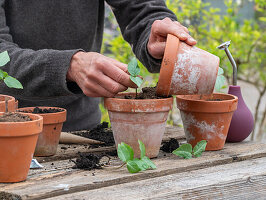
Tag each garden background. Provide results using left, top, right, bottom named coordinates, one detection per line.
left=101, top=0, right=266, bottom=141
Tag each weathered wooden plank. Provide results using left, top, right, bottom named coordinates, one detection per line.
left=46, top=157, right=266, bottom=200
left=36, top=126, right=185, bottom=163
left=1, top=142, right=266, bottom=200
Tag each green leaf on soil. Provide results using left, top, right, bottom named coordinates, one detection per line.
left=3, top=75, right=23, bottom=89
left=0, top=51, right=10, bottom=67
left=172, top=143, right=193, bottom=159
left=127, top=57, right=140, bottom=76
left=130, top=76, right=143, bottom=88
left=133, top=158, right=150, bottom=171
left=117, top=142, right=134, bottom=162
left=127, top=160, right=141, bottom=173
left=141, top=156, right=157, bottom=169
left=0, top=69, right=7, bottom=79
left=193, top=140, right=207, bottom=157
left=138, top=140, right=146, bottom=159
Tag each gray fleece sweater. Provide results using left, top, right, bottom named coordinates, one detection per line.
left=0, top=0, right=177, bottom=131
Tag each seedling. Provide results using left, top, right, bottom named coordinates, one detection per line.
left=0, top=51, right=23, bottom=89
left=117, top=140, right=156, bottom=173
left=214, top=67, right=226, bottom=92
left=127, top=57, right=143, bottom=98
left=172, top=140, right=207, bottom=159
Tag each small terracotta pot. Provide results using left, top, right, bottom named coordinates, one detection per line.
left=176, top=93, right=238, bottom=150
left=0, top=112, right=43, bottom=183
left=104, top=93, right=173, bottom=158
left=0, top=94, right=16, bottom=112
left=156, top=34, right=220, bottom=96
left=17, top=107, right=67, bottom=156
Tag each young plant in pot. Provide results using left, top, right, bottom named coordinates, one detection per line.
left=0, top=51, right=22, bottom=112
left=0, top=51, right=43, bottom=183
left=17, top=106, right=67, bottom=157
left=176, top=69, right=238, bottom=150
left=104, top=58, right=173, bottom=158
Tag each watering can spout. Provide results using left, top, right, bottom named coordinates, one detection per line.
left=217, top=41, right=237, bottom=86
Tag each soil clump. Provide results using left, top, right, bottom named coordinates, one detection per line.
left=71, top=152, right=110, bottom=170
left=160, top=138, right=180, bottom=153
left=124, top=87, right=169, bottom=99
left=0, top=112, right=32, bottom=122
left=0, top=191, right=22, bottom=200
left=71, top=122, right=115, bottom=147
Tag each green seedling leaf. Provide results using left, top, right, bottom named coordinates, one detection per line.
left=0, top=51, right=10, bottom=67
left=4, top=75, right=23, bottom=89
left=138, top=140, right=145, bottom=159
left=172, top=143, right=193, bottom=159
left=215, top=67, right=226, bottom=92
left=127, top=57, right=140, bottom=76
left=0, top=69, right=8, bottom=79
left=141, top=156, right=157, bottom=169
left=117, top=142, right=134, bottom=162
left=127, top=160, right=141, bottom=173
left=130, top=76, right=143, bottom=88
left=193, top=140, right=207, bottom=157
left=133, top=158, right=150, bottom=171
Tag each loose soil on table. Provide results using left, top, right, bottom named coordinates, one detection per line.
left=20, top=107, right=64, bottom=113
left=0, top=112, right=32, bottom=122
left=71, top=122, right=115, bottom=147
left=0, top=191, right=21, bottom=200
left=71, top=152, right=109, bottom=170
left=160, top=138, right=180, bottom=153
left=124, top=87, right=169, bottom=99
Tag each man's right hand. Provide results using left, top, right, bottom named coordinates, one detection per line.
left=67, top=52, right=137, bottom=97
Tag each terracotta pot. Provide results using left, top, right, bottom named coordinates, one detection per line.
left=176, top=93, right=238, bottom=150
left=0, top=94, right=16, bottom=112
left=0, top=112, right=43, bottom=183
left=156, top=34, right=220, bottom=96
left=104, top=93, right=173, bottom=158
left=17, top=107, right=67, bottom=156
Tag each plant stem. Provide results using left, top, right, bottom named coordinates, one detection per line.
left=135, top=88, right=138, bottom=99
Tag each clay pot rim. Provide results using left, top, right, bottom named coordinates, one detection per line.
left=156, top=34, right=179, bottom=96
left=176, top=93, right=238, bottom=113
left=104, top=92, right=173, bottom=113
left=0, top=94, right=15, bottom=102
left=176, top=93, right=237, bottom=102
left=0, top=112, right=43, bottom=124
left=17, top=106, right=67, bottom=124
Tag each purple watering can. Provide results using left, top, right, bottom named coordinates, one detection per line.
left=218, top=41, right=254, bottom=142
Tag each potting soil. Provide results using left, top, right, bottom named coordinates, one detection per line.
left=0, top=112, right=32, bottom=122
left=125, top=86, right=170, bottom=99
left=71, top=152, right=103, bottom=170
left=160, top=138, right=180, bottom=153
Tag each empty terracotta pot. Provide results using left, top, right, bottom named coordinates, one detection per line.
left=17, top=107, right=67, bottom=156
left=176, top=93, right=238, bottom=150
left=156, top=34, right=220, bottom=96
left=0, top=112, right=43, bottom=183
left=104, top=93, right=173, bottom=158
left=0, top=94, right=16, bottom=112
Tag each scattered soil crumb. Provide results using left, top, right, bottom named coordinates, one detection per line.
left=161, top=138, right=180, bottom=153
left=71, top=152, right=110, bottom=170
left=20, top=107, right=64, bottom=113
left=71, top=122, right=115, bottom=147
left=0, top=112, right=32, bottom=122
left=0, top=191, right=22, bottom=200
left=124, top=87, right=169, bottom=99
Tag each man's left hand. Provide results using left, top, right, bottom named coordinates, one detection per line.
left=147, top=17, right=197, bottom=59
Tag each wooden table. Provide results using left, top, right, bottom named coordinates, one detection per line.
left=1, top=126, right=266, bottom=200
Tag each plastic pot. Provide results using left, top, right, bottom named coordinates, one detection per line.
left=0, top=112, right=43, bottom=183
left=17, top=107, right=67, bottom=156
left=104, top=93, right=173, bottom=158
left=156, top=34, right=220, bottom=96
left=176, top=93, right=238, bottom=150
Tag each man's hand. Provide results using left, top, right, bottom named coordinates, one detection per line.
left=147, top=17, right=197, bottom=59
left=67, top=52, right=137, bottom=97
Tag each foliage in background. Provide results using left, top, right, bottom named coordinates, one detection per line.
left=102, top=0, right=265, bottom=140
